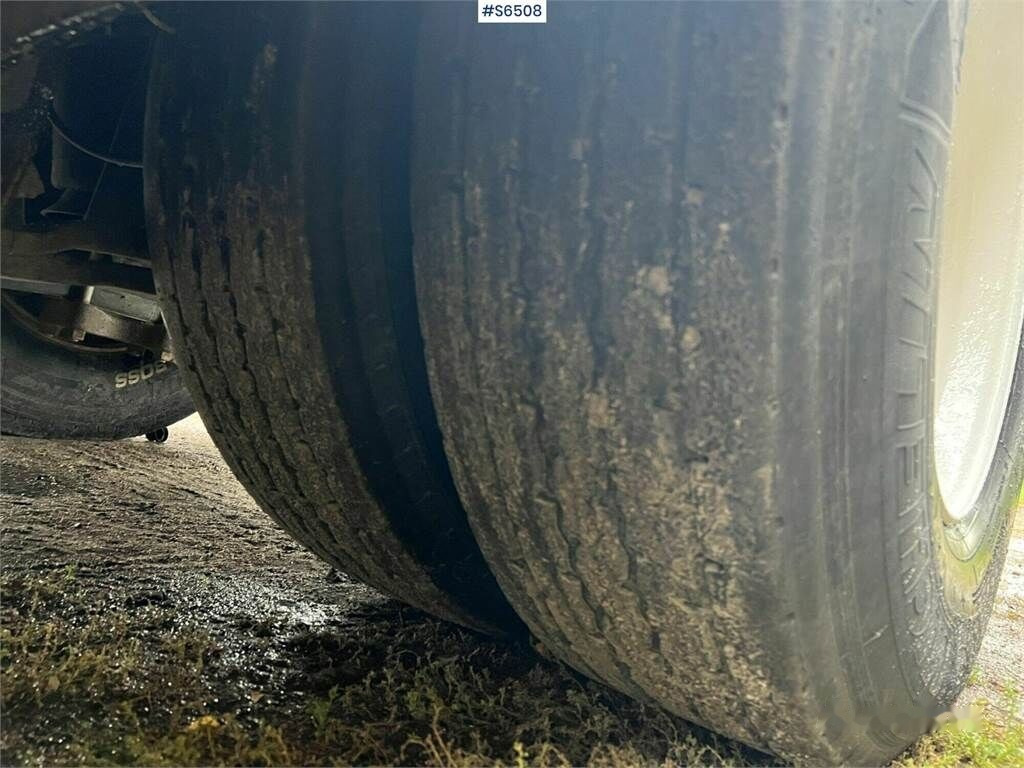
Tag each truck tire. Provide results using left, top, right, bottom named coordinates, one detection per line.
left=411, top=1, right=1022, bottom=762
left=1, top=304, right=194, bottom=439
left=144, top=3, right=518, bottom=633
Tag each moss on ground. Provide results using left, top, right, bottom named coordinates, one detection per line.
left=2, top=566, right=1021, bottom=767
left=0, top=567, right=761, bottom=767
left=893, top=691, right=1023, bottom=768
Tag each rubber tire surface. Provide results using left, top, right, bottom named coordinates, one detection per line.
left=145, top=3, right=518, bottom=633
left=412, top=1, right=1020, bottom=762
left=1, top=307, right=194, bottom=438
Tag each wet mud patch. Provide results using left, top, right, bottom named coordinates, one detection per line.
left=0, top=420, right=765, bottom=766
left=1, top=416, right=1020, bottom=766
left=0, top=564, right=765, bottom=767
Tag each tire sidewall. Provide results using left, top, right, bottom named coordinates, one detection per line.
left=820, top=0, right=1018, bottom=746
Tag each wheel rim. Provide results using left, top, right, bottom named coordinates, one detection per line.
left=1, top=290, right=128, bottom=355
left=933, top=0, right=1024, bottom=522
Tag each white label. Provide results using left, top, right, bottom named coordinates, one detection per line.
left=478, top=0, right=547, bottom=24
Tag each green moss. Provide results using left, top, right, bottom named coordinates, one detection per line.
left=895, top=687, right=1024, bottom=768
left=0, top=567, right=759, bottom=767
left=3, top=566, right=1020, bottom=767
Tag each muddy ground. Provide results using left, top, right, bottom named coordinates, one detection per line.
left=1, top=414, right=1021, bottom=766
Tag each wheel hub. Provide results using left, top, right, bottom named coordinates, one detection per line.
left=933, top=0, right=1024, bottom=521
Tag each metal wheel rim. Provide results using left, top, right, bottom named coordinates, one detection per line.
left=933, top=0, right=1024, bottom=522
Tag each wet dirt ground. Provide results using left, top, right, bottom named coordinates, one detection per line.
left=1, top=414, right=1021, bottom=766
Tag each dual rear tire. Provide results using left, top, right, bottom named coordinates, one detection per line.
left=146, top=2, right=1023, bottom=763
left=144, top=3, right=517, bottom=635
